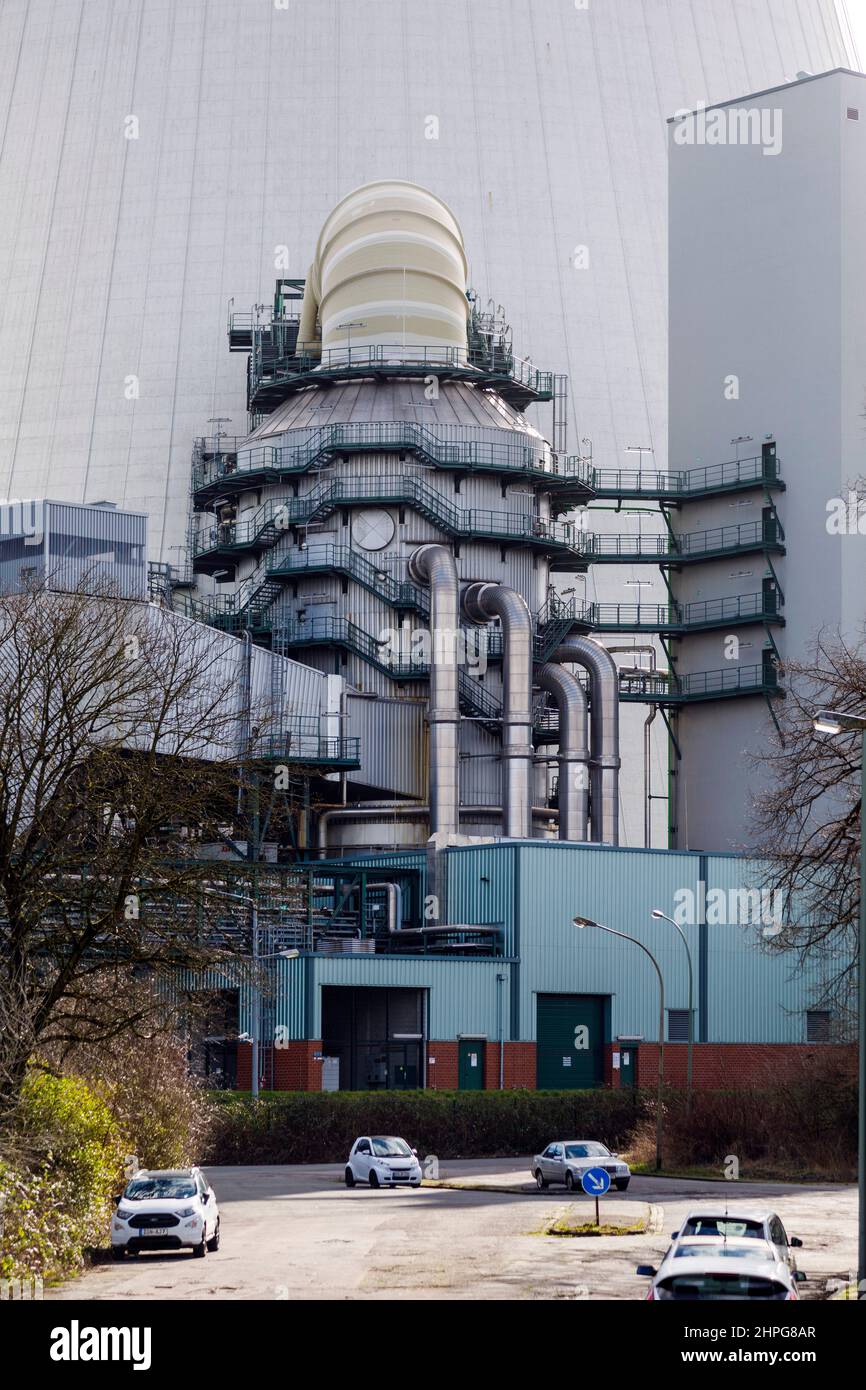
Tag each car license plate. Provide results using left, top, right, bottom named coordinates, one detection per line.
left=138, top=1227, right=168, bottom=1237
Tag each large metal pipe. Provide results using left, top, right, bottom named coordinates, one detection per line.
left=463, top=582, right=534, bottom=839
left=555, top=637, right=620, bottom=844
left=538, top=663, right=589, bottom=842
left=407, top=545, right=461, bottom=838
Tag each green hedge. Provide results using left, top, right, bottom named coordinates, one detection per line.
left=203, top=1088, right=647, bottom=1165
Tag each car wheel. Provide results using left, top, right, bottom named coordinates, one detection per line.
left=565, top=1170, right=575, bottom=1192
left=193, top=1230, right=208, bottom=1257
left=535, top=1170, right=548, bottom=1190
left=111, top=1246, right=125, bottom=1261
left=345, top=1167, right=356, bottom=1188
left=615, top=1179, right=630, bottom=1191
left=369, top=1170, right=380, bottom=1189
left=206, top=1218, right=220, bottom=1252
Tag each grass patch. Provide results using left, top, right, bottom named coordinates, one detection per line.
left=545, top=1214, right=648, bottom=1238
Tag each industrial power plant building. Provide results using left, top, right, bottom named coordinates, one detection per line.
left=0, top=3, right=858, bottom=1093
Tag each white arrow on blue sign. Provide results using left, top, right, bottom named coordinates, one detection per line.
left=580, top=1166, right=611, bottom=1196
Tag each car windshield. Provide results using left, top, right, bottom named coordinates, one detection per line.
left=371, top=1138, right=411, bottom=1157
left=681, top=1217, right=764, bottom=1238
left=674, top=1244, right=774, bottom=1262
left=564, top=1143, right=610, bottom=1160
left=657, top=1274, right=786, bottom=1300
left=124, top=1177, right=197, bottom=1201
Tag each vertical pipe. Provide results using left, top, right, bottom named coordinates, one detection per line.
left=407, top=544, right=460, bottom=838
left=538, top=663, right=589, bottom=841
left=463, top=582, right=534, bottom=839
left=555, top=637, right=621, bottom=844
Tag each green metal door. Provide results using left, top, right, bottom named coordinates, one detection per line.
left=536, top=994, right=606, bottom=1089
left=458, top=1039, right=485, bottom=1090
left=619, top=1044, right=637, bottom=1088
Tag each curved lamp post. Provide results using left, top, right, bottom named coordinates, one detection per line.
left=813, top=709, right=866, bottom=1296
left=573, top=915, right=665, bottom=1171
left=651, top=908, right=694, bottom=1112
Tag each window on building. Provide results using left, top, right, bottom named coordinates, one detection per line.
left=847, top=107, right=859, bottom=121
left=806, top=1010, right=831, bottom=1043
left=668, top=1009, right=690, bottom=1042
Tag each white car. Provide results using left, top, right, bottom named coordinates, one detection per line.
left=637, top=1237, right=805, bottom=1301
left=111, top=1167, right=220, bottom=1259
left=345, top=1136, right=422, bottom=1188
left=531, top=1140, right=630, bottom=1192
left=670, top=1207, right=802, bottom=1272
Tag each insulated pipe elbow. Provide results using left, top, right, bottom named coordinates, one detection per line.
left=463, top=582, right=534, bottom=840
left=408, top=545, right=461, bottom=839
left=555, top=637, right=620, bottom=845
left=538, top=663, right=589, bottom=842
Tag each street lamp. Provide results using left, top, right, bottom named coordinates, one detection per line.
left=651, top=908, right=694, bottom=1112
left=812, top=707, right=866, bottom=1295
left=573, top=916, right=665, bottom=1170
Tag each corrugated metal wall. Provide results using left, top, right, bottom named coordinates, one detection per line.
left=309, top=955, right=508, bottom=1039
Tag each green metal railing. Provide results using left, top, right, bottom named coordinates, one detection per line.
left=192, top=476, right=586, bottom=560
left=191, top=420, right=593, bottom=496
left=269, top=544, right=429, bottom=613
left=591, top=453, right=783, bottom=501
left=584, top=518, right=784, bottom=564
left=248, top=341, right=558, bottom=410
left=253, top=716, right=360, bottom=767
left=585, top=592, right=781, bottom=632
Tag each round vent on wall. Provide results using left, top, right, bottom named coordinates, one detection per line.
left=353, top=508, right=395, bottom=552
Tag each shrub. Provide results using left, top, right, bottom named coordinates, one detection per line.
left=203, top=1088, right=645, bottom=1165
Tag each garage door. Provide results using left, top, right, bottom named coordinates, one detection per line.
left=536, top=994, right=606, bottom=1090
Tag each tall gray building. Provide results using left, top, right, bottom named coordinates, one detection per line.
left=667, top=66, right=866, bottom=851
left=0, top=0, right=853, bottom=847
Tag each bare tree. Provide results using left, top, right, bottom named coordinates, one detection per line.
left=751, top=628, right=863, bottom=1030
left=0, top=579, right=278, bottom=1119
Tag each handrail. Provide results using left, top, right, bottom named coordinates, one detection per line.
left=191, top=420, right=593, bottom=494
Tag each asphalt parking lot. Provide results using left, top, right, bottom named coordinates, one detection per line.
left=46, top=1160, right=857, bottom=1301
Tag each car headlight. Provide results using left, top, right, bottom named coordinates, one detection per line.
left=177, top=1204, right=198, bottom=1218
left=116, top=1207, right=135, bottom=1221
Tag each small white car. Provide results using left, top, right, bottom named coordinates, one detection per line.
left=637, top=1236, right=805, bottom=1300
left=531, top=1139, right=631, bottom=1192
left=345, top=1136, right=422, bottom=1188
left=670, top=1207, right=802, bottom=1272
left=111, top=1167, right=220, bottom=1259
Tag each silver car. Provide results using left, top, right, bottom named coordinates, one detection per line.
left=637, top=1236, right=805, bottom=1300
left=670, top=1207, right=802, bottom=1272
left=531, top=1139, right=630, bottom=1192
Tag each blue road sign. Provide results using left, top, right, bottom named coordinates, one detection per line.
left=581, top=1166, right=611, bottom=1196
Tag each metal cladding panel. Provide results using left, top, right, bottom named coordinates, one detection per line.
left=45, top=501, right=148, bottom=598
left=701, top=856, right=834, bottom=1044
left=274, top=954, right=307, bottom=1040
left=445, top=844, right=518, bottom=956
left=249, top=640, right=325, bottom=721
left=347, top=694, right=426, bottom=798
left=310, top=954, right=508, bottom=1039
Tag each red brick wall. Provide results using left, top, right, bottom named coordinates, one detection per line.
left=237, top=1040, right=324, bottom=1092
left=426, top=1041, right=459, bottom=1089
left=606, top=1042, right=855, bottom=1091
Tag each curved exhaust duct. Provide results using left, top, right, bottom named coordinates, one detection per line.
left=555, top=637, right=620, bottom=845
left=408, top=544, right=461, bottom=838
left=463, top=582, right=533, bottom=840
left=538, top=663, right=589, bottom=842
left=298, top=180, right=469, bottom=360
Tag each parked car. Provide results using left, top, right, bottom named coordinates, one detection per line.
left=111, top=1167, right=220, bottom=1259
left=345, top=1136, right=422, bottom=1188
left=531, top=1140, right=630, bottom=1192
left=637, top=1236, right=805, bottom=1300
left=670, top=1208, right=802, bottom=1272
